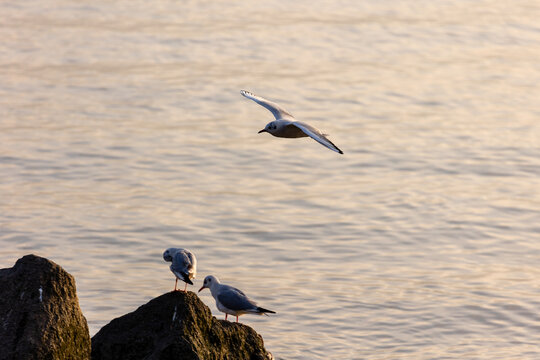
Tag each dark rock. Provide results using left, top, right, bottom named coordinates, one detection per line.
left=0, top=254, right=91, bottom=360
left=91, top=291, right=273, bottom=360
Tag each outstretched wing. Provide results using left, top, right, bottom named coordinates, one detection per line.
left=240, top=90, right=295, bottom=120
left=217, top=285, right=257, bottom=312
left=290, top=121, right=344, bottom=154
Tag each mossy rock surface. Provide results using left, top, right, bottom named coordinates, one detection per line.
left=91, top=291, right=273, bottom=360
left=0, top=254, right=91, bottom=360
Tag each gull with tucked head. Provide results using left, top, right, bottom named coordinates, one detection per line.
left=199, top=275, right=276, bottom=323
left=240, top=90, right=344, bottom=154
left=163, top=248, right=197, bottom=292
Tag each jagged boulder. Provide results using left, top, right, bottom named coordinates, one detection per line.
left=91, top=291, right=273, bottom=360
left=0, top=254, right=91, bottom=360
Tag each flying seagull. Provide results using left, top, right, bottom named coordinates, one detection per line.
left=199, top=275, right=276, bottom=322
left=163, top=248, right=197, bottom=292
left=240, top=90, right=343, bottom=154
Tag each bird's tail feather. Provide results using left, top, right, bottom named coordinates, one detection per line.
left=182, top=273, right=193, bottom=285
left=257, top=306, right=276, bottom=314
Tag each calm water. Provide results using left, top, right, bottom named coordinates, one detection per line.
left=2, top=1, right=540, bottom=359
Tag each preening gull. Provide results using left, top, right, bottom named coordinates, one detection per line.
left=240, top=90, right=344, bottom=154
left=198, top=275, right=275, bottom=322
left=163, top=248, right=197, bottom=292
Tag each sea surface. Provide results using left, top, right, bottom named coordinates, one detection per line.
left=1, top=1, right=540, bottom=359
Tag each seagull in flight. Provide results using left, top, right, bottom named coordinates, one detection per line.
left=240, top=90, right=343, bottom=154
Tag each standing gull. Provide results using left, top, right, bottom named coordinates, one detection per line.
left=198, top=275, right=276, bottom=322
left=163, top=248, right=197, bottom=292
left=240, top=90, right=344, bottom=154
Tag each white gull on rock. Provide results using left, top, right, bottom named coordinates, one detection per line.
left=199, top=275, right=276, bottom=322
left=163, top=248, right=197, bottom=292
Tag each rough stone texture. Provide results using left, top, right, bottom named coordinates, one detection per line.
left=0, top=254, right=91, bottom=360
left=91, top=291, right=273, bottom=360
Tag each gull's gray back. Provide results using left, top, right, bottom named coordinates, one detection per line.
left=217, top=285, right=257, bottom=311
left=171, top=249, right=195, bottom=275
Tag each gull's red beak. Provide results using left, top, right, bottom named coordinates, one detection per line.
left=258, top=129, right=267, bottom=134
left=198, top=285, right=206, bottom=293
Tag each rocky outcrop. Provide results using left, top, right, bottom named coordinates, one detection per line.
left=0, top=255, right=273, bottom=360
left=91, top=291, right=273, bottom=360
left=0, top=254, right=91, bottom=360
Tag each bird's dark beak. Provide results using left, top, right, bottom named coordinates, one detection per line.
left=198, top=285, right=206, bottom=293
left=258, top=129, right=267, bottom=134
